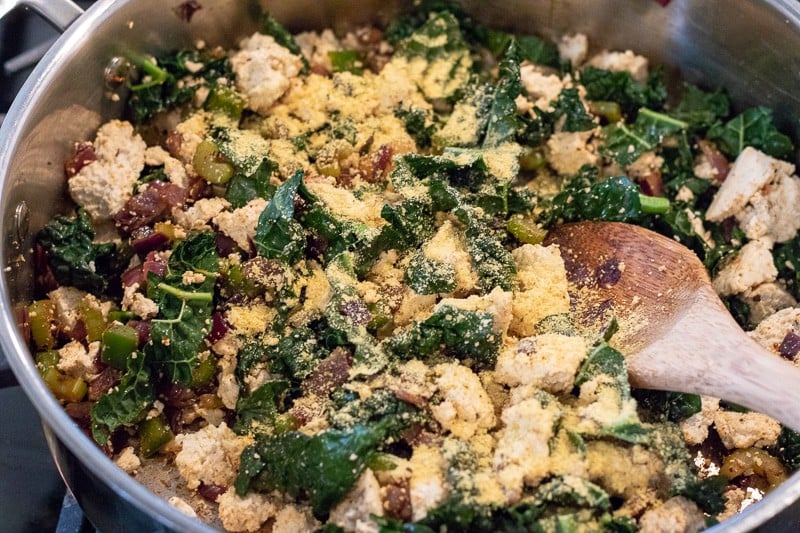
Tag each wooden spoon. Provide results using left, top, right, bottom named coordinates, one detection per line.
left=545, top=220, right=800, bottom=431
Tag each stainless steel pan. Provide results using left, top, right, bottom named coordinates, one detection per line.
left=3, top=0, right=800, bottom=530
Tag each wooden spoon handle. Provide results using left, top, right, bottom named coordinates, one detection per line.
left=628, top=286, right=800, bottom=431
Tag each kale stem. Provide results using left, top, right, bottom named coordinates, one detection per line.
left=639, top=194, right=670, bottom=214
left=156, top=283, right=213, bottom=302
left=638, top=108, right=689, bottom=130
left=127, top=51, right=170, bottom=91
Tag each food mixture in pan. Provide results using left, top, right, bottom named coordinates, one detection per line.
left=27, top=2, right=800, bottom=531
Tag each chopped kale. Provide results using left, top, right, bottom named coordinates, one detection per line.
left=539, top=166, right=669, bottom=227
left=36, top=209, right=123, bottom=293
left=533, top=476, right=610, bottom=510
left=707, top=106, right=793, bottom=159
left=633, top=389, right=702, bottom=423
left=300, top=203, right=374, bottom=265
left=774, top=236, right=800, bottom=299
left=90, top=352, right=155, bottom=444
left=405, top=252, right=457, bottom=294
left=484, top=29, right=559, bottom=67
left=553, top=88, right=596, bottom=133
left=385, top=305, right=500, bottom=366
left=225, top=157, right=277, bottom=209
left=454, top=205, right=516, bottom=292
left=602, top=108, right=688, bottom=166
left=775, top=427, right=800, bottom=471
left=395, top=107, right=436, bottom=149
left=235, top=417, right=403, bottom=517
left=127, top=49, right=232, bottom=122
left=483, top=40, right=521, bottom=148
left=579, top=66, right=667, bottom=119
left=670, top=83, right=730, bottom=131
left=679, top=475, right=728, bottom=514
left=146, top=232, right=218, bottom=385
left=329, top=50, right=364, bottom=74
left=253, top=171, right=307, bottom=263
left=234, top=379, right=290, bottom=434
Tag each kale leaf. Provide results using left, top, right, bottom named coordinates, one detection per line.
left=404, top=252, right=457, bottom=295
left=602, top=108, right=688, bottom=166
left=253, top=171, right=306, bottom=263
left=775, top=427, right=800, bottom=471
left=454, top=205, right=516, bottom=292
left=579, top=66, right=667, bottom=119
left=575, top=341, right=630, bottom=398
left=679, top=475, right=728, bottom=514
left=670, top=83, right=730, bottom=131
left=484, top=29, right=559, bottom=66
left=36, top=209, right=122, bottom=293
left=236, top=327, right=325, bottom=384
left=235, top=418, right=401, bottom=517
left=90, top=352, right=155, bottom=444
left=395, top=107, right=436, bottom=149
left=707, top=106, right=793, bottom=159
left=225, top=157, right=277, bottom=209
left=146, top=232, right=218, bottom=385
left=127, top=49, right=232, bottom=123
left=633, top=389, right=702, bottom=423
left=385, top=305, right=500, bottom=366
left=540, top=166, right=668, bottom=227
left=483, top=40, right=521, bottom=148
left=774, top=236, right=800, bottom=299
left=234, top=379, right=290, bottom=434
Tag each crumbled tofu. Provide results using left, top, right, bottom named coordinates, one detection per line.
left=495, top=334, right=587, bottom=393
left=68, top=120, right=146, bottom=221
left=168, top=496, right=197, bottom=518
left=741, top=282, right=797, bottom=325
left=216, top=339, right=240, bottom=410
left=173, top=112, right=209, bottom=164
left=231, top=33, right=304, bottom=115
left=430, top=362, right=496, bottom=440
left=558, top=33, right=588, bottom=66
left=122, top=283, right=159, bottom=319
left=510, top=244, right=571, bottom=336
left=711, top=238, right=778, bottom=296
left=706, top=147, right=795, bottom=225
left=392, top=289, right=438, bottom=328
left=144, top=145, right=190, bottom=188
left=295, top=29, right=341, bottom=72
left=638, top=496, right=705, bottom=533
left=272, top=504, right=319, bottom=533
left=681, top=396, right=720, bottom=445
left=174, top=422, right=250, bottom=489
left=493, top=396, right=560, bottom=502
left=329, top=469, right=383, bottom=533
left=217, top=487, right=277, bottom=532
left=587, top=49, right=649, bottom=83
left=546, top=130, right=598, bottom=175
left=57, top=340, right=99, bottom=378
left=437, top=287, right=513, bottom=336
left=627, top=151, right=663, bottom=182
left=519, top=62, right=566, bottom=112
left=115, top=446, right=141, bottom=474
left=47, top=286, right=87, bottom=331
left=714, top=411, right=781, bottom=449
left=748, top=307, right=800, bottom=356
left=408, top=445, right=446, bottom=521
left=736, top=168, right=800, bottom=242
left=173, top=197, right=231, bottom=231
left=214, top=198, right=267, bottom=251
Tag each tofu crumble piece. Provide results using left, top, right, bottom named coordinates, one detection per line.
left=35, top=5, right=800, bottom=533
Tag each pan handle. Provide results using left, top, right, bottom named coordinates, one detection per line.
left=0, top=0, right=83, bottom=31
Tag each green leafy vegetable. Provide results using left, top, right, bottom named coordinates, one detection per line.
left=707, top=106, right=793, bottom=159
left=633, top=389, right=702, bottom=423
left=36, top=209, right=124, bottom=293
left=483, top=40, right=521, bottom=148
left=679, top=476, right=728, bottom=514
left=253, top=171, right=306, bottom=263
left=127, top=50, right=232, bottom=122
left=775, top=427, right=800, bottom=471
left=146, top=232, right=218, bottom=385
left=90, top=353, right=155, bottom=444
left=405, top=252, right=457, bottom=294
left=454, top=205, right=517, bottom=292
left=225, top=158, right=277, bottom=209
left=235, top=417, right=401, bottom=517
left=329, top=50, right=364, bottom=74
left=386, top=305, right=500, bottom=366
left=579, top=66, right=667, bottom=119
left=396, top=107, right=436, bottom=149
left=602, top=108, right=688, bottom=166
left=670, top=83, right=730, bottom=130
left=234, top=379, right=290, bottom=434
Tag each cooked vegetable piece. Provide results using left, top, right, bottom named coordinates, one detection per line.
left=101, top=324, right=139, bottom=370
left=138, top=415, right=174, bottom=457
